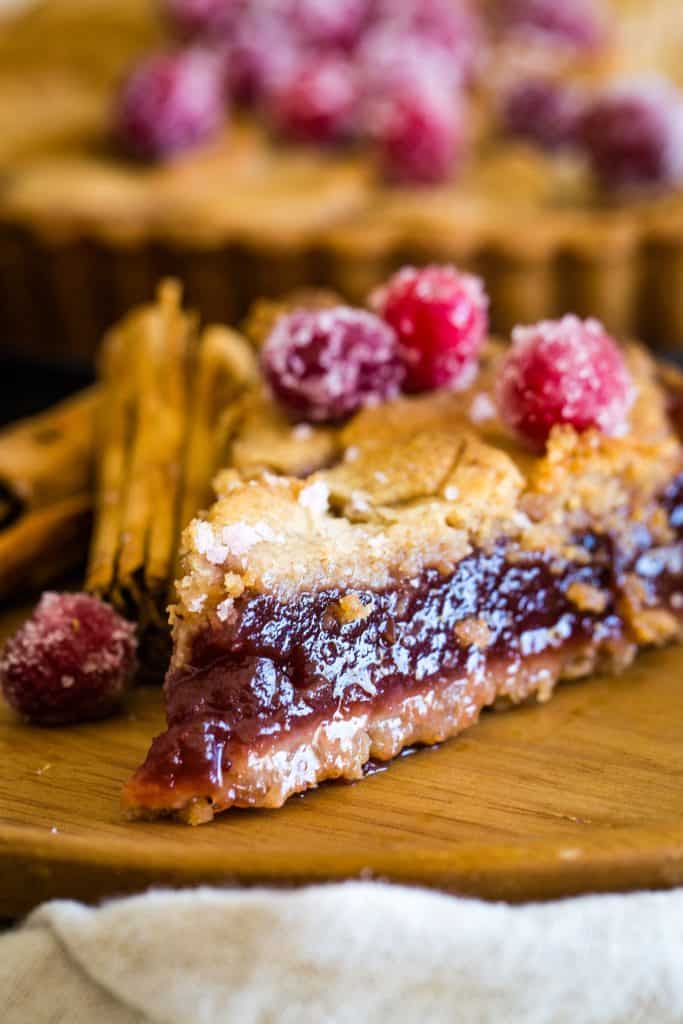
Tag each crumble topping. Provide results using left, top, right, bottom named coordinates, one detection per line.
left=468, top=392, right=497, bottom=423
left=174, top=339, right=682, bottom=634
left=193, top=519, right=282, bottom=566
left=566, top=581, right=609, bottom=614
left=618, top=573, right=681, bottom=644
left=453, top=617, right=492, bottom=649
left=331, top=593, right=375, bottom=624
left=298, top=479, right=330, bottom=515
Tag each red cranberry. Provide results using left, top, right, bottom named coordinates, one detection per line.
left=373, top=0, right=482, bottom=83
left=372, top=265, right=488, bottom=393
left=269, top=54, right=358, bottom=143
left=358, top=25, right=463, bottom=102
left=261, top=306, right=404, bottom=422
left=578, top=78, right=683, bottom=192
left=164, top=0, right=242, bottom=40
left=500, top=0, right=610, bottom=51
left=497, top=316, right=634, bottom=450
left=115, top=48, right=225, bottom=160
left=501, top=77, right=583, bottom=150
left=287, top=0, right=370, bottom=51
left=222, top=9, right=301, bottom=105
left=0, top=592, right=138, bottom=726
left=369, top=79, right=466, bottom=185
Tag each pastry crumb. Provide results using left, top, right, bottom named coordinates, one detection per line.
left=566, top=581, right=609, bottom=613
left=454, top=616, right=492, bottom=649
left=619, top=573, right=680, bottom=644
left=178, top=797, right=215, bottom=826
left=331, top=593, right=374, bottom=624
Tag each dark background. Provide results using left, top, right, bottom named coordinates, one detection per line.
left=0, top=358, right=93, bottom=426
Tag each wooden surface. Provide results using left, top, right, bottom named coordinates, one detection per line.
left=1, top=601, right=683, bottom=916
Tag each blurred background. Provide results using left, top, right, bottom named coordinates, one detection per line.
left=2, top=0, right=683, bottom=422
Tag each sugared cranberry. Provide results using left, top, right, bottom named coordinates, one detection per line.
left=0, top=592, right=138, bottom=725
left=287, top=0, right=370, bottom=51
left=374, top=0, right=481, bottom=83
left=222, top=9, right=301, bottom=105
left=269, top=54, right=358, bottom=143
left=500, top=0, right=610, bottom=51
left=261, top=306, right=404, bottom=422
left=115, top=48, right=224, bottom=160
left=579, top=78, right=683, bottom=192
left=358, top=25, right=463, bottom=103
left=369, top=80, right=466, bottom=185
left=497, top=316, right=634, bottom=450
left=164, top=0, right=242, bottom=40
left=501, top=77, right=583, bottom=150
left=372, top=265, right=488, bottom=392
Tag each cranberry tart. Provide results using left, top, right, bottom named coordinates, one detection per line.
left=4, top=0, right=683, bottom=364
left=123, top=271, right=683, bottom=823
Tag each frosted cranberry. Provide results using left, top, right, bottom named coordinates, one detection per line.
left=579, top=79, right=683, bottom=192
left=502, top=77, right=583, bottom=150
left=373, top=0, right=482, bottom=82
left=164, top=0, right=242, bottom=39
left=269, top=55, right=358, bottom=143
left=223, top=10, right=301, bottom=105
left=370, top=80, right=466, bottom=185
left=115, top=49, right=224, bottom=160
left=372, top=265, right=488, bottom=392
left=358, top=25, right=463, bottom=102
left=0, top=592, right=138, bottom=726
left=261, top=306, right=404, bottom=422
left=287, top=0, right=370, bottom=51
left=497, top=316, right=634, bottom=450
left=501, top=0, right=609, bottom=51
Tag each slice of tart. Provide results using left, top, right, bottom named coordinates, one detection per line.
left=123, top=276, right=683, bottom=823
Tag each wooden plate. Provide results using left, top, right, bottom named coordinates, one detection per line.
left=1, top=602, right=683, bottom=916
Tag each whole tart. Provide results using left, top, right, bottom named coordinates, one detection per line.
left=121, top=289, right=683, bottom=823
left=3, top=0, right=683, bottom=363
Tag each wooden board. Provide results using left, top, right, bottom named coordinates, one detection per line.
left=1, top=601, right=683, bottom=917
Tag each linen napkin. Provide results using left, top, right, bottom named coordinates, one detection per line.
left=2, top=882, right=683, bottom=1024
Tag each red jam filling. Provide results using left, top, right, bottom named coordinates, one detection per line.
left=133, top=477, right=683, bottom=797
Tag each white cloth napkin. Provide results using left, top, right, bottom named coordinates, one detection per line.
left=2, top=882, right=683, bottom=1024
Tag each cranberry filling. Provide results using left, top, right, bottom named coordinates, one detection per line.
left=137, top=483, right=683, bottom=795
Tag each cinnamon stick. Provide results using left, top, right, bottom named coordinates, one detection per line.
left=180, top=323, right=258, bottom=534
left=0, top=495, right=91, bottom=601
left=0, top=389, right=97, bottom=599
left=86, top=281, right=257, bottom=675
left=0, top=388, right=97, bottom=527
left=86, top=280, right=195, bottom=671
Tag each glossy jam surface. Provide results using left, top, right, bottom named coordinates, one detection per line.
left=171, top=546, right=616, bottom=741
left=132, top=481, right=683, bottom=796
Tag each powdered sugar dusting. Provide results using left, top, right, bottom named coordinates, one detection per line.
left=194, top=520, right=229, bottom=565
left=469, top=392, right=496, bottom=423
left=216, top=598, right=234, bottom=623
left=221, top=521, right=281, bottom=556
left=299, top=479, right=330, bottom=516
